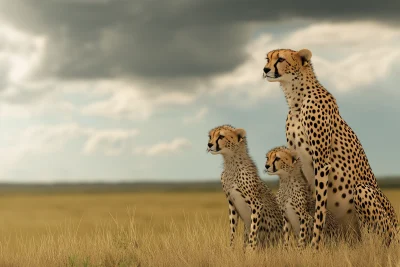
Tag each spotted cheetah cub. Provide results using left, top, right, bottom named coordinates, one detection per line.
left=265, top=146, right=340, bottom=247
left=207, top=124, right=283, bottom=250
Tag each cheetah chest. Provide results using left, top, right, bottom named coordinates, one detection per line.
left=229, top=189, right=251, bottom=229
left=286, top=113, right=314, bottom=189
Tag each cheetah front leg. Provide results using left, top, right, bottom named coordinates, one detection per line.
left=302, top=111, right=333, bottom=249
left=310, top=164, right=331, bottom=249
left=283, top=216, right=292, bottom=248
left=247, top=200, right=263, bottom=250
left=228, top=200, right=238, bottom=247
left=297, top=207, right=313, bottom=248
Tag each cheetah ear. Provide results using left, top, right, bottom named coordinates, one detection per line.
left=235, top=128, right=246, bottom=142
left=297, top=49, right=312, bottom=66
left=289, top=149, right=299, bottom=163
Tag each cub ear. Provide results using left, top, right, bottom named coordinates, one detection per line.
left=235, top=128, right=246, bottom=142
left=289, top=149, right=299, bottom=163
left=297, top=49, right=312, bottom=66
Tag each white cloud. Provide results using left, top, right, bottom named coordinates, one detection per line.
left=11, top=123, right=82, bottom=154
left=183, top=107, right=209, bottom=124
left=0, top=123, right=82, bottom=178
left=0, top=23, right=48, bottom=103
left=311, top=48, right=400, bottom=91
left=83, top=129, right=139, bottom=156
left=134, top=138, right=192, bottom=157
left=0, top=20, right=398, bottom=127
left=0, top=99, right=77, bottom=119
left=0, top=123, right=139, bottom=178
left=81, top=88, right=152, bottom=121
left=4, top=21, right=398, bottom=121
left=282, top=21, right=400, bottom=50
left=281, top=21, right=400, bottom=91
left=207, top=21, right=400, bottom=104
left=0, top=23, right=46, bottom=84
left=0, top=23, right=80, bottom=120
left=207, top=34, right=279, bottom=106
left=81, top=80, right=198, bottom=121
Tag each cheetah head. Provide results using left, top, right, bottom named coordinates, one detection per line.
left=263, top=48, right=312, bottom=83
left=265, top=146, right=299, bottom=175
left=207, top=125, right=246, bottom=156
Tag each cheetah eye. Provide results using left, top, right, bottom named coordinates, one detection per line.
left=266, top=58, right=269, bottom=63
left=208, top=135, right=211, bottom=139
left=219, top=135, right=225, bottom=139
left=277, top=57, right=285, bottom=63
left=275, top=157, right=280, bottom=161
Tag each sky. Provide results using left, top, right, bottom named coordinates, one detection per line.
left=0, top=0, right=400, bottom=183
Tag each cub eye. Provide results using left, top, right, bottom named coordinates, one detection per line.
left=275, top=157, right=280, bottom=161
left=219, top=135, right=225, bottom=138
left=277, top=57, right=285, bottom=62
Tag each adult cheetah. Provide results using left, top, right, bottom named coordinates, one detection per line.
left=262, top=48, right=398, bottom=248
left=207, top=124, right=283, bottom=249
left=265, top=146, right=340, bottom=247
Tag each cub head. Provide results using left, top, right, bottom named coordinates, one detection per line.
left=263, top=48, right=312, bottom=83
left=265, top=146, right=299, bottom=175
left=207, top=125, right=247, bottom=156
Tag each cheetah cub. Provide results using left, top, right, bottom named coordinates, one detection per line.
left=265, top=146, right=340, bottom=247
left=207, top=124, right=283, bottom=250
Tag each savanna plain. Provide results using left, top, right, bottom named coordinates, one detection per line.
left=0, top=185, right=399, bottom=267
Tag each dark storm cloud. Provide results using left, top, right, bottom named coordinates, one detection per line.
left=0, top=0, right=398, bottom=81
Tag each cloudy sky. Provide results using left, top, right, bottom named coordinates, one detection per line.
left=0, top=0, right=399, bottom=183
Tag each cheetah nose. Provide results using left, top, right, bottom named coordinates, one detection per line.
left=263, top=67, right=271, bottom=74
left=265, top=164, right=270, bottom=170
left=208, top=143, right=213, bottom=148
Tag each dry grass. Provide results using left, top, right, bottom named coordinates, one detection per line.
left=0, top=190, right=398, bottom=266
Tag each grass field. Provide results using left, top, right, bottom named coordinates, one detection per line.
left=0, top=189, right=399, bottom=267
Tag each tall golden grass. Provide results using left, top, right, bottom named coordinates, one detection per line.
left=0, top=190, right=398, bottom=266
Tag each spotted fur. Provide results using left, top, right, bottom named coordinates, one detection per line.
left=207, top=124, right=283, bottom=250
left=265, top=146, right=340, bottom=247
left=263, top=48, right=399, bottom=248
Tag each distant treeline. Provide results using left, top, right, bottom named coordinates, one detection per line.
left=0, top=176, right=399, bottom=194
